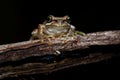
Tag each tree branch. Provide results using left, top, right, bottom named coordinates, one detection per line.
left=0, top=30, right=120, bottom=79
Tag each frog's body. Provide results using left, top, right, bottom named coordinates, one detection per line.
left=30, top=15, right=85, bottom=42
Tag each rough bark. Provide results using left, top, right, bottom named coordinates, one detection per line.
left=0, top=30, right=120, bottom=79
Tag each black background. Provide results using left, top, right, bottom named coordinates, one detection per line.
left=0, top=1, right=120, bottom=44
left=0, top=1, right=120, bottom=79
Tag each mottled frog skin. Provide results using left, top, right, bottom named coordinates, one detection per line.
left=30, top=15, right=85, bottom=42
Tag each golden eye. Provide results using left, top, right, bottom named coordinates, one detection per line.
left=47, top=15, right=53, bottom=22
left=66, top=16, right=70, bottom=20
left=48, top=15, right=53, bottom=20
left=66, top=18, right=71, bottom=23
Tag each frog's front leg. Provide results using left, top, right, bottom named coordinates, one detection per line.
left=37, top=24, right=45, bottom=37
left=37, top=24, right=45, bottom=43
left=66, top=25, right=76, bottom=37
left=45, top=35, right=56, bottom=45
left=60, top=26, right=75, bottom=43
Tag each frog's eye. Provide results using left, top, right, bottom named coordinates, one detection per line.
left=66, top=17, right=71, bottom=23
left=66, top=16, right=70, bottom=20
left=48, top=15, right=54, bottom=20
left=47, top=15, right=53, bottom=22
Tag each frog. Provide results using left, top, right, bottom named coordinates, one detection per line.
left=30, top=15, right=85, bottom=43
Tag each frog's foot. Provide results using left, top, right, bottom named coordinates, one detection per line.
left=39, top=39, right=44, bottom=43
left=38, top=36, right=47, bottom=44
left=46, top=36, right=55, bottom=45
left=39, top=38, right=52, bottom=45
left=47, top=38, right=53, bottom=45
left=60, top=33, right=76, bottom=43
left=57, top=35, right=68, bottom=43
left=62, top=39, right=68, bottom=43
left=75, top=31, right=86, bottom=36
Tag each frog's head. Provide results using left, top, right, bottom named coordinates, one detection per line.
left=47, top=15, right=70, bottom=26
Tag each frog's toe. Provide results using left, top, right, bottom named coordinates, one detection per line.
left=62, top=38, right=68, bottom=43
left=39, top=39, right=44, bottom=43
left=48, top=41, right=53, bottom=45
left=47, top=38, right=53, bottom=45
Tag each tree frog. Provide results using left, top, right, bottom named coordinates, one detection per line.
left=30, top=15, right=85, bottom=42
